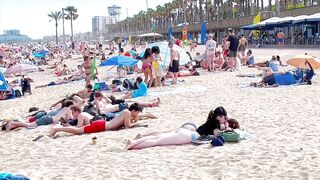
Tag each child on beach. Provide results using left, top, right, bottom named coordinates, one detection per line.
left=150, top=46, right=163, bottom=87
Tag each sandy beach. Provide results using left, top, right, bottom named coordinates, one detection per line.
left=1, top=47, right=320, bottom=179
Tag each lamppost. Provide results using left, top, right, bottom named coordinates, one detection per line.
left=62, top=8, right=66, bottom=44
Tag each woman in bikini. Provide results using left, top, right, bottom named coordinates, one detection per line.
left=82, top=55, right=92, bottom=86
left=125, top=123, right=200, bottom=150
left=142, top=48, right=153, bottom=88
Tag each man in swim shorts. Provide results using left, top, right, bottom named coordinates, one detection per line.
left=49, top=103, right=143, bottom=137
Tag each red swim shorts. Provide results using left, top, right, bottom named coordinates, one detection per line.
left=83, top=120, right=106, bottom=134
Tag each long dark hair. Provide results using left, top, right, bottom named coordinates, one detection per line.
left=143, top=48, right=152, bottom=59
left=205, top=106, right=227, bottom=130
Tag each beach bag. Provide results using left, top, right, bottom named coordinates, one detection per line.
left=83, top=104, right=99, bottom=116
left=123, top=79, right=135, bottom=90
left=112, top=79, right=122, bottom=85
left=14, top=90, right=22, bottom=97
left=221, top=131, right=240, bottom=142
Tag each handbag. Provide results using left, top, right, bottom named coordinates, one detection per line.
left=221, top=131, right=240, bottom=142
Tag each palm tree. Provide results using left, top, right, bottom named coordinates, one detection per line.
left=48, top=11, right=62, bottom=45
left=64, top=6, right=78, bottom=43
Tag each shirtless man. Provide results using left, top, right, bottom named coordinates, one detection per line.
left=49, top=103, right=143, bottom=136
left=65, top=105, right=92, bottom=127
left=168, top=42, right=180, bottom=84
left=277, top=31, right=285, bottom=46
left=76, top=84, right=94, bottom=100
left=3, top=106, right=73, bottom=131
left=92, top=91, right=112, bottom=113
left=238, top=34, right=248, bottom=54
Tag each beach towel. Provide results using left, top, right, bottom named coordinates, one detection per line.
left=0, top=172, right=29, bottom=180
left=90, top=56, right=97, bottom=80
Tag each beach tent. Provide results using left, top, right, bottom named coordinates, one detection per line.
left=241, top=17, right=283, bottom=30
left=305, top=13, right=320, bottom=22
left=267, top=16, right=295, bottom=26
left=137, top=33, right=163, bottom=38
left=0, top=71, right=10, bottom=91
left=292, top=15, right=313, bottom=24
left=146, top=41, right=190, bottom=66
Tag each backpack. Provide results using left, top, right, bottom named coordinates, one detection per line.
left=123, top=79, right=135, bottom=90
left=14, top=90, right=22, bottom=98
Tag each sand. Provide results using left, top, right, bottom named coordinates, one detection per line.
left=1, top=47, right=320, bottom=179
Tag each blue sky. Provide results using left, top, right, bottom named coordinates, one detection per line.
left=0, top=0, right=172, bottom=39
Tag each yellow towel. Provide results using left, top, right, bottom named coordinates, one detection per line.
left=152, top=60, right=160, bottom=69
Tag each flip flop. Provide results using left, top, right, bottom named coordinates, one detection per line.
left=32, top=135, right=44, bottom=142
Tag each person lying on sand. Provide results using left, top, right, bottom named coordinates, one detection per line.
left=250, top=61, right=314, bottom=87
left=76, top=84, right=94, bottom=100
left=49, top=103, right=143, bottom=137
left=125, top=122, right=200, bottom=150
left=3, top=104, right=73, bottom=131
left=93, top=91, right=160, bottom=114
left=61, top=105, right=92, bottom=127
left=196, top=107, right=230, bottom=136
left=35, top=78, right=68, bottom=89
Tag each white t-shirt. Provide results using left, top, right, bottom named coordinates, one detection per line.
left=206, top=39, right=217, bottom=55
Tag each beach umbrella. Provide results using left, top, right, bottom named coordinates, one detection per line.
left=4, top=64, right=38, bottom=75
left=146, top=41, right=190, bottom=66
left=0, top=48, right=8, bottom=58
left=100, top=56, right=138, bottom=67
left=0, top=71, right=10, bottom=91
left=287, top=54, right=320, bottom=69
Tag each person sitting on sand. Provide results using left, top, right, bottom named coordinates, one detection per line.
left=67, top=65, right=85, bottom=81
left=214, top=51, right=225, bottom=70
left=125, top=122, right=200, bottom=150
left=196, top=106, right=229, bottom=136
left=35, top=78, right=68, bottom=89
left=122, top=77, right=147, bottom=100
left=49, top=103, right=143, bottom=137
left=240, top=49, right=255, bottom=66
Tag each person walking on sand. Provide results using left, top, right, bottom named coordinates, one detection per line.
left=168, top=42, right=180, bottom=84
left=205, top=34, right=217, bottom=72
left=49, top=103, right=143, bottom=137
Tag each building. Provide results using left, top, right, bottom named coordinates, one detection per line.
left=92, top=16, right=107, bottom=39
left=107, top=5, right=121, bottom=24
left=0, top=30, right=31, bottom=43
